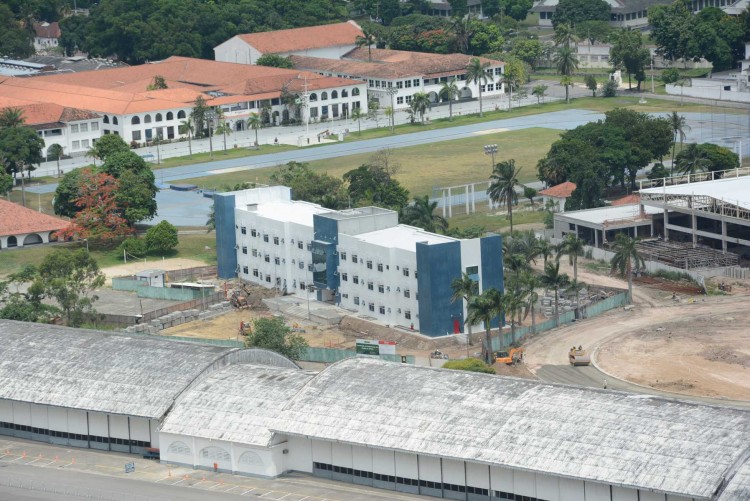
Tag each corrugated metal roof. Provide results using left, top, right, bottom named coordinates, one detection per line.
left=161, top=364, right=313, bottom=446
left=0, top=320, right=235, bottom=419
left=718, top=456, right=750, bottom=501
left=273, top=358, right=750, bottom=499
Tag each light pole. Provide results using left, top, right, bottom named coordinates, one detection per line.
left=385, top=87, right=398, bottom=133
left=484, top=144, right=498, bottom=169
left=650, top=58, right=655, bottom=94
left=83, top=238, right=89, bottom=253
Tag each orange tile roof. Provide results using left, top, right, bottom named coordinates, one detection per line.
left=0, top=102, right=99, bottom=127
left=538, top=181, right=577, bottom=198
left=291, top=49, right=501, bottom=79
left=34, top=21, right=61, bottom=39
left=236, top=21, right=363, bottom=54
left=611, top=194, right=641, bottom=206
left=0, top=199, right=69, bottom=237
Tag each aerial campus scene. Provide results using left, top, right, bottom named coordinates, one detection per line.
left=1, top=0, right=750, bottom=500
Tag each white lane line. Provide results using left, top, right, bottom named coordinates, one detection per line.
left=241, top=488, right=256, bottom=495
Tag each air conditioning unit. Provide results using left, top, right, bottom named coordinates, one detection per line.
left=234, top=244, right=239, bottom=250
left=387, top=308, right=391, bottom=313
left=396, top=287, right=401, bottom=292
left=333, top=271, right=339, bottom=276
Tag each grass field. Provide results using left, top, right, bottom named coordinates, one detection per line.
left=180, top=127, right=561, bottom=197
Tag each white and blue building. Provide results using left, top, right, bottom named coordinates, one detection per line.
left=214, top=186, right=503, bottom=337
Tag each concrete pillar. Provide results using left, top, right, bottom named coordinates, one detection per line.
left=664, top=209, right=670, bottom=241
left=722, top=220, right=727, bottom=253
left=447, top=188, right=452, bottom=218
left=594, top=228, right=599, bottom=247
left=465, top=185, right=470, bottom=214
left=691, top=212, right=698, bottom=248
left=442, top=190, right=446, bottom=218
left=471, top=184, right=476, bottom=213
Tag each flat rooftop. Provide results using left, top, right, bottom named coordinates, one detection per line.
left=251, top=200, right=332, bottom=227
left=640, top=176, right=750, bottom=210
left=558, top=204, right=660, bottom=225
left=321, top=206, right=394, bottom=220
left=354, top=224, right=456, bottom=251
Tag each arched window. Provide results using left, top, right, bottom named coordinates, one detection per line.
left=167, top=441, right=191, bottom=456
left=155, top=113, right=163, bottom=122
left=321, top=92, right=328, bottom=101
left=200, top=446, right=231, bottom=462
left=177, top=110, right=186, bottom=119
left=309, top=93, right=318, bottom=102
left=331, top=90, right=338, bottom=99
left=144, top=114, right=152, bottom=124
left=131, top=116, right=140, bottom=125
left=166, top=112, right=174, bottom=120
left=113, top=117, right=119, bottom=125
left=239, top=451, right=263, bottom=466
left=352, top=88, right=360, bottom=96
left=342, top=89, right=348, bottom=98
left=103, top=115, right=110, bottom=124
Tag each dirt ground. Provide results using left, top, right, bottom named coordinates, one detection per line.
left=100, top=258, right=207, bottom=285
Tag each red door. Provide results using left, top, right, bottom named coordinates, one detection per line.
left=453, top=318, right=460, bottom=334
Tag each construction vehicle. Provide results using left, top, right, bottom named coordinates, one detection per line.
left=568, top=346, right=591, bottom=366
left=230, top=290, right=249, bottom=309
left=494, top=347, right=524, bottom=365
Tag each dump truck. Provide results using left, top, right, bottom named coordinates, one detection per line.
left=494, top=348, right=524, bottom=365
left=568, top=346, right=591, bottom=366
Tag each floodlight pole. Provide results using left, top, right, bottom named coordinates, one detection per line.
left=385, top=87, right=398, bottom=133
left=484, top=144, right=498, bottom=170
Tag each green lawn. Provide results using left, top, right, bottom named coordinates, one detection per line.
left=446, top=205, right=546, bottom=234
left=152, top=142, right=297, bottom=170
left=180, top=127, right=561, bottom=197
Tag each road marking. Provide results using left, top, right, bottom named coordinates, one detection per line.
left=241, top=488, right=256, bottom=495
left=208, top=166, right=250, bottom=174
left=473, top=128, right=509, bottom=135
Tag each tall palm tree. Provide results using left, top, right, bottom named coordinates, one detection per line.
left=503, top=289, right=526, bottom=344
left=487, top=159, right=523, bottom=233
left=557, top=234, right=585, bottom=282
left=675, top=144, right=711, bottom=176
left=553, top=23, right=578, bottom=49
left=355, top=28, right=377, bottom=61
left=0, top=108, right=25, bottom=129
left=467, top=288, right=504, bottom=364
left=350, top=108, right=364, bottom=135
left=181, top=116, right=194, bottom=157
left=440, top=78, right=460, bottom=121
left=214, top=109, right=231, bottom=154
left=554, top=47, right=578, bottom=103
left=400, top=195, right=448, bottom=233
left=48, top=143, right=64, bottom=177
left=669, top=112, right=690, bottom=175
left=539, top=261, right=570, bottom=328
left=521, top=272, right=541, bottom=334
left=410, top=92, right=431, bottom=124
left=451, top=273, right=479, bottom=355
left=246, top=113, right=261, bottom=147
left=610, top=233, right=645, bottom=303
left=466, top=57, right=493, bottom=117
left=537, top=238, right=554, bottom=267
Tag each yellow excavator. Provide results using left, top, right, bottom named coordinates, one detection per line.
left=494, top=347, right=524, bottom=365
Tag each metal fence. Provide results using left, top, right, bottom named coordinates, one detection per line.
left=165, top=265, right=218, bottom=282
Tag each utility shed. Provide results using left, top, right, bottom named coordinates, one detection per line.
left=273, top=357, right=750, bottom=501
left=0, top=319, right=235, bottom=454
left=160, top=362, right=314, bottom=477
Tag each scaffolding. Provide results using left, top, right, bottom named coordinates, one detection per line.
left=635, top=239, right=739, bottom=269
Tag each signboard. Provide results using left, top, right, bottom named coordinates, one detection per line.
left=355, top=339, right=397, bottom=356
left=125, top=462, right=135, bottom=473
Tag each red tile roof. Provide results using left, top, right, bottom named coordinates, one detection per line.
left=538, top=181, right=577, bottom=198
left=0, top=199, right=69, bottom=237
left=236, top=21, right=363, bottom=54
left=611, top=194, right=641, bottom=206
left=34, top=21, right=61, bottom=39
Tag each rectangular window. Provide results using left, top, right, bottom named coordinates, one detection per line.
left=273, top=237, right=279, bottom=245
left=81, top=139, right=89, bottom=148
left=379, top=306, right=385, bottom=314
left=351, top=254, right=358, bottom=262
left=397, top=96, right=404, bottom=105
left=264, top=255, right=270, bottom=263
left=366, top=260, right=373, bottom=269
left=405, top=95, right=412, bottom=104
left=253, top=269, right=259, bottom=277
left=132, top=131, right=141, bottom=141
left=298, top=241, right=304, bottom=249
left=241, top=226, right=247, bottom=234
left=368, top=303, right=375, bottom=312
left=70, top=124, right=79, bottom=133
left=368, top=80, right=374, bottom=87
left=265, top=275, right=271, bottom=283
left=252, top=249, right=258, bottom=257
left=91, top=122, right=99, bottom=131
left=375, top=80, right=380, bottom=88
left=300, top=282, right=306, bottom=290
left=340, top=251, right=346, bottom=261
left=403, top=268, right=409, bottom=277
left=466, top=266, right=479, bottom=275
left=413, top=79, right=419, bottom=87
left=72, top=140, right=80, bottom=150
left=299, top=261, right=304, bottom=269
left=242, top=266, right=249, bottom=274
left=80, top=123, right=88, bottom=133
left=342, top=273, right=348, bottom=281
left=353, top=276, right=359, bottom=284
left=396, top=81, right=403, bottom=89
left=274, top=257, right=280, bottom=265
left=404, top=289, right=410, bottom=298
left=354, top=296, right=360, bottom=305
left=377, top=263, right=383, bottom=272
left=378, top=284, right=385, bottom=293
left=487, top=84, right=494, bottom=91
left=263, top=234, right=269, bottom=242
left=251, top=229, right=257, bottom=237
left=405, top=310, right=411, bottom=319
left=367, top=282, right=374, bottom=290
left=242, top=246, right=247, bottom=254
left=405, top=80, right=412, bottom=88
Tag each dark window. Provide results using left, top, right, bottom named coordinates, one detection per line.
left=241, top=226, right=247, bottom=234
left=367, top=260, right=373, bottom=269
left=242, top=246, right=247, bottom=254
left=403, top=268, right=409, bottom=277
left=340, top=252, right=346, bottom=261
left=377, top=263, right=383, bottom=272
left=298, top=241, right=304, bottom=249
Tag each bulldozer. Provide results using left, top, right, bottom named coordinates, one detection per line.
left=230, top=290, right=249, bottom=309
left=568, top=346, right=591, bottom=366
left=494, top=347, right=524, bottom=365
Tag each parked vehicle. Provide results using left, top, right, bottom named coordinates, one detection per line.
left=568, top=346, right=591, bottom=366
left=494, top=348, right=524, bottom=365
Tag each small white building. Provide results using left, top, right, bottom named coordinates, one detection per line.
left=538, top=181, right=576, bottom=213
left=0, top=199, right=69, bottom=249
left=214, top=21, right=363, bottom=65
left=33, top=22, right=61, bottom=52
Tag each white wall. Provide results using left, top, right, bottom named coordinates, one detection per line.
left=666, top=82, right=750, bottom=103
left=214, top=37, right=262, bottom=65
left=285, top=435, right=313, bottom=473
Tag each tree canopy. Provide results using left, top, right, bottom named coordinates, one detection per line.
left=269, top=161, right=346, bottom=209
left=255, top=54, right=294, bottom=69
left=552, top=0, right=610, bottom=27
left=145, top=220, right=179, bottom=253
left=244, top=317, right=309, bottom=360
left=442, top=358, right=496, bottom=374
left=343, top=164, right=410, bottom=212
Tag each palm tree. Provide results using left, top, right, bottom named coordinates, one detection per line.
left=466, top=57, right=493, bottom=117
left=48, top=144, right=64, bottom=177
left=503, top=289, right=527, bottom=344
left=610, top=233, right=645, bottom=303
left=553, top=23, right=578, bottom=49
left=355, top=28, right=377, bottom=61
left=487, top=159, right=523, bottom=233
left=467, top=288, right=503, bottom=364
left=539, top=261, right=570, bottom=327
left=566, top=278, right=587, bottom=309
left=384, top=106, right=394, bottom=131
left=214, top=110, right=232, bottom=154
left=557, top=234, right=585, bottom=282
left=675, top=144, right=711, bottom=177
left=537, top=238, right=554, bottom=267
left=554, top=47, right=578, bottom=103
left=451, top=273, right=479, bottom=356
left=351, top=108, right=364, bottom=135
left=410, top=92, right=431, bottom=124
left=0, top=108, right=25, bottom=129
left=669, top=112, right=690, bottom=175
left=246, top=113, right=261, bottom=147
left=504, top=251, right=529, bottom=279
left=181, top=116, right=194, bottom=157
left=440, top=78, right=460, bottom=121
left=521, top=272, right=541, bottom=334
left=400, top=195, right=448, bottom=233
left=85, top=146, right=99, bottom=166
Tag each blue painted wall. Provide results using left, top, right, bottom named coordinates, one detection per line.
left=416, top=241, right=462, bottom=337
left=312, top=215, right=340, bottom=297
left=480, top=234, right=504, bottom=328
left=214, top=193, right=237, bottom=279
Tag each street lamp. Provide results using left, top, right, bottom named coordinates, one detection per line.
left=83, top=238, right=89, bottom=253
left=385, top=87, right=398, bottom=133
left=484, top=144, right=498, bottom=169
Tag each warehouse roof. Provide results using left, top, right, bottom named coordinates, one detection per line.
left=640, top=176, right=750, bottom=211
left=232, top=21, right=363, bottom=54
left=556, top=203, right=659, bottom=226
left=161, top=364, right=313, bottom=446
left=274, top=357, right=750, bottom=499
left=0, top=320, right=235, bottom=419
left=718, top=457, right=750, bottom=501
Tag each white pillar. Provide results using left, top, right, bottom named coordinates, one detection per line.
left=471, top=184, right=476, bottom=213
left=465, top=185, right=470, bottom=214
left=447, top=187, right=452, bottom=218
left=442, top=190, right=446, bottom=218
left=488, top=181, right=493, bottom=210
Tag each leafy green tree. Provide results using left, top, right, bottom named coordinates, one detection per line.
left=47, top=143, right=64, bottom=177
left=206, top=203, right=215, bottom=233
left=442, top=358, right=495, bottom=374
left=0, top=266, right=59, bottom=323
left=410, top=92, right=431, bottom=124
left=400, top=195, right=448, bottom=233
left=35, top=249, right=105, bottom=327
left=0, top=108, right=26, bottom=129
left=532, top=84, right=548, bottom=104
left=520, top=271, right=541, bottom=334
left=448, top=0, right=469, bottom=17
left=576, top=20, right=612, bottom=45
left=467, top=21, right=504, bottom=55
left=466, top=57, right=493, bottom=117
left=446, top=225, right=486, bottom=238
left=466, top=288, right=503, bottom=364
left=269, top=161, right=346, bottom=209
left=609, top=29, right=650, bottom=90
left=585, top=75, right=598, bottom=96
left=553, top=23, right=578, bottom=49
left=118, top=237, right=148, bottom=258
left=668, top=111, right=690, bottom=173
left=511, top=39, right=543, bottom=69
left=609, top=233, right=644, bottom=302
left=487, top=159, right=523, bottom=233
left=255, top=54, right=294, bottom=68
left=87, top=134, right=130, bottom=164
left=677, top=143, right=738, bottom=176
left=0, top=170, right=12, bottom=197
left=440, top=78, right=460, bottom=121
left=647, top=163, right=669, bottom=186
left=0, top=4, right=33, bottom=58
left=648, top=2, right=694, bottom=63
left=523, top=186, right=537, bottom=206
left=661, top=67, right=680, bottom=84
left=603, top=79, right=618, bottom=97
left=0, top=125, right=44, bottom=207
left=502, top=288, right=526, bottom=342
left=539, top=261, right=570, bottom=327
left=350, top=108, right=365, bottom=135
left=451, top=272, right=479, bottom=353
left=145, top=220, right=179, bottom=253
left=553, top=0, right=610, bottom=27
left=100, top=151, right=158, bottom=224
left=53, top=168, right=84, bottom=218
left=343, top=164, right=409, bottom=211
left=146, top=75, right=168, bottom=90
left=180, top=116, right=194, bottom=157
left=244, top=316, right=309, bottom=360
left=355, top=26, right=378, bottom=61
left=192, top=95, right=208, bottom=138
left=503, top=57, right=527, bottom=112
left=214, top=109, right=232, bottom=154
